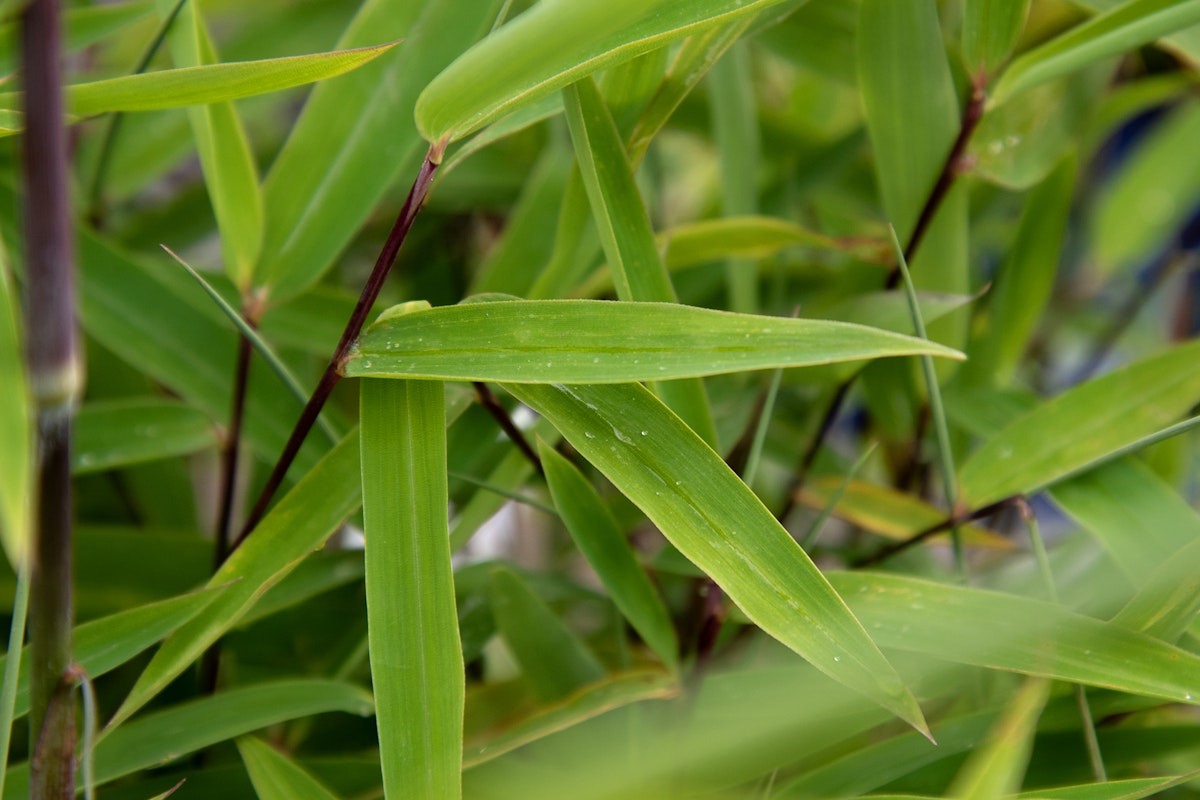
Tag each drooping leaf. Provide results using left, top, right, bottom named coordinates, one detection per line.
left=238, top=737, right=343, bottom=800
left=415, top=0, right=791, bottom=144
left=107, top=431, right=362, bottom=729
left=360, top=378, right=462, bottom=799
left=345, top=299, right=962, bottom=383
left=505, top=382, right=929, bottom=735
left=990, top=0, right=1200, bottom=105
left=958, top=339, right=1200, bottom=506
left=539, top=441, right=678, bottom=672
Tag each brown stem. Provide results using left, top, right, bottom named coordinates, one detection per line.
left=851, top=497, right=1013, bottom=568
left=22, top=0, right=80, bottom=796
left=233, top=149, right=440, bottom=548
left=777, top=373, right=857, bottom=523
left=473, top=382, right=543, bottom=475
left=215, top=322, right=255, bottom=569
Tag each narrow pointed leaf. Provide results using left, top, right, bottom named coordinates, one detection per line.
left=345, top=299, right=963, bottom=383
left=238, top=737, right=342, bottom=800
left=108, top=431, right=362, bottom=730
left=415, top=0, right=791, bottom=144
left=0, top=585, right=228, bottom=720
left=958, top=339, right=1200, bottom=506
left=505, top=382, right=928, bottom=735
left=490, top=565, right=607, bottom=703
left=990, top=0, right=1200, bottom=105
left=831, top=571, right=1200, bottom=705
left=74, top=398, right=216, bottom=474
left=360, top=379, right=463, bottom=799
left=54, top=41, right=401, bottom=116
left=539, top=441, right=679, bottom=672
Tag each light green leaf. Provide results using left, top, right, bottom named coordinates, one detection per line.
left=360, top=379, right=462, bottom=800
left=346, top=299, right=962, bottom=384
left=490, top=565, right=607, bottom=703
left=1092, top=99, right=1200, bottom=275
left=505, top=382, right=929, bottom=736
left=415, top=0, right=790, bottom=144
left=0, top=241, right=30, bottom=567
left=108, top=431, right=362, bottom=730
left=73, top=397, right=216, bottom=474
left=958, top=339, right=1200, bottom=506
left=237, top=737, right=342, bottom=800
left=991, top=0, right=1200, bottom=105
left=539, top=441, right=679, bottom=672
left=962, top=0, right=1031, bottom=76
left=948, top=678, right=1050, bottom=800
left=0, top=584, right=227, bottom=720
left=831, top=571, right=1200, bottom=704
left=257, top=0, right=499, bottom=301
left=155, top=0, right=262, bottom=289
left=462, top=670, right=677, bottom=768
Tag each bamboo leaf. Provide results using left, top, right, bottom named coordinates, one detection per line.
left=360, top=378, right=463, bottom=799
left=962, top=0, right=1031, bottom=76
left=832, top=571, right=1200, bottom=704
left=415, top=0, right=790, bottom=144
left=256, top=0, right=499, bottom=301
left=948, top=678, right=1050, bottom=800
left=107, top=431, right=363, bottom=730
left=347, top=299, right=962, bottom=383
left=490, top=565, right=607, bottom=703
left=0, top=243, right=30, bottom=567
left=505, top=382, right=929, bottom=735
left=0, top=584, right=227, bottom=720
left=958, top=339, right=1200, bottom=506
left=155, top=0, right=262, bottom=289
left=1018, top=774, right=1200, bottom=800
left=73, top=398, right=216, bottom=474
left=462, top=670, right=678, bottom=768
left=539, top=441, right=679, bottom=672
left=990, top=0, right=1200, bottom=105
left=237, top=737, right=342, bottom=800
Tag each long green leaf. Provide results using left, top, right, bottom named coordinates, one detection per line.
left=345, top=299, right=963, bottom=383
left=415, top=0, right=789, bottom=144
left=237, top=737, right=342, bottom=800
left=490, top=565, right=607, bottom=703
left=73, top=398, right=216, bottom=474
left=0, top=239, right=29, bottom=567
left=360, top=378, right=462, bottom=799
left=505, top=382, right=929, bottom=736
left=831, top=571, right=1200, bottom=704
left=1110, top=535, right=1200, bottom=642
left=991, top=0, right=1200, bottom=105
left=107, top=431, right=362, bottom=730
left=958, top=339, right=1200, bottom=506
left=539, top=440, right=679, bottom=673
left=948, top=678, right=1050, bottom=800
left=257, top=0, right=499, bottom=300
left=0, top=584, right=227, bottom=720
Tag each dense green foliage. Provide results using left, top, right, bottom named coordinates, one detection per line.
left=3, top=0, right=1200, bottom=797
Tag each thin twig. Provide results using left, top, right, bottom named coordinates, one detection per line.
left=852, top=497, right=1012, bottom=568
left=233, top=148, right=441, bottom=548
left=473, top=382, right=543, bottom=475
